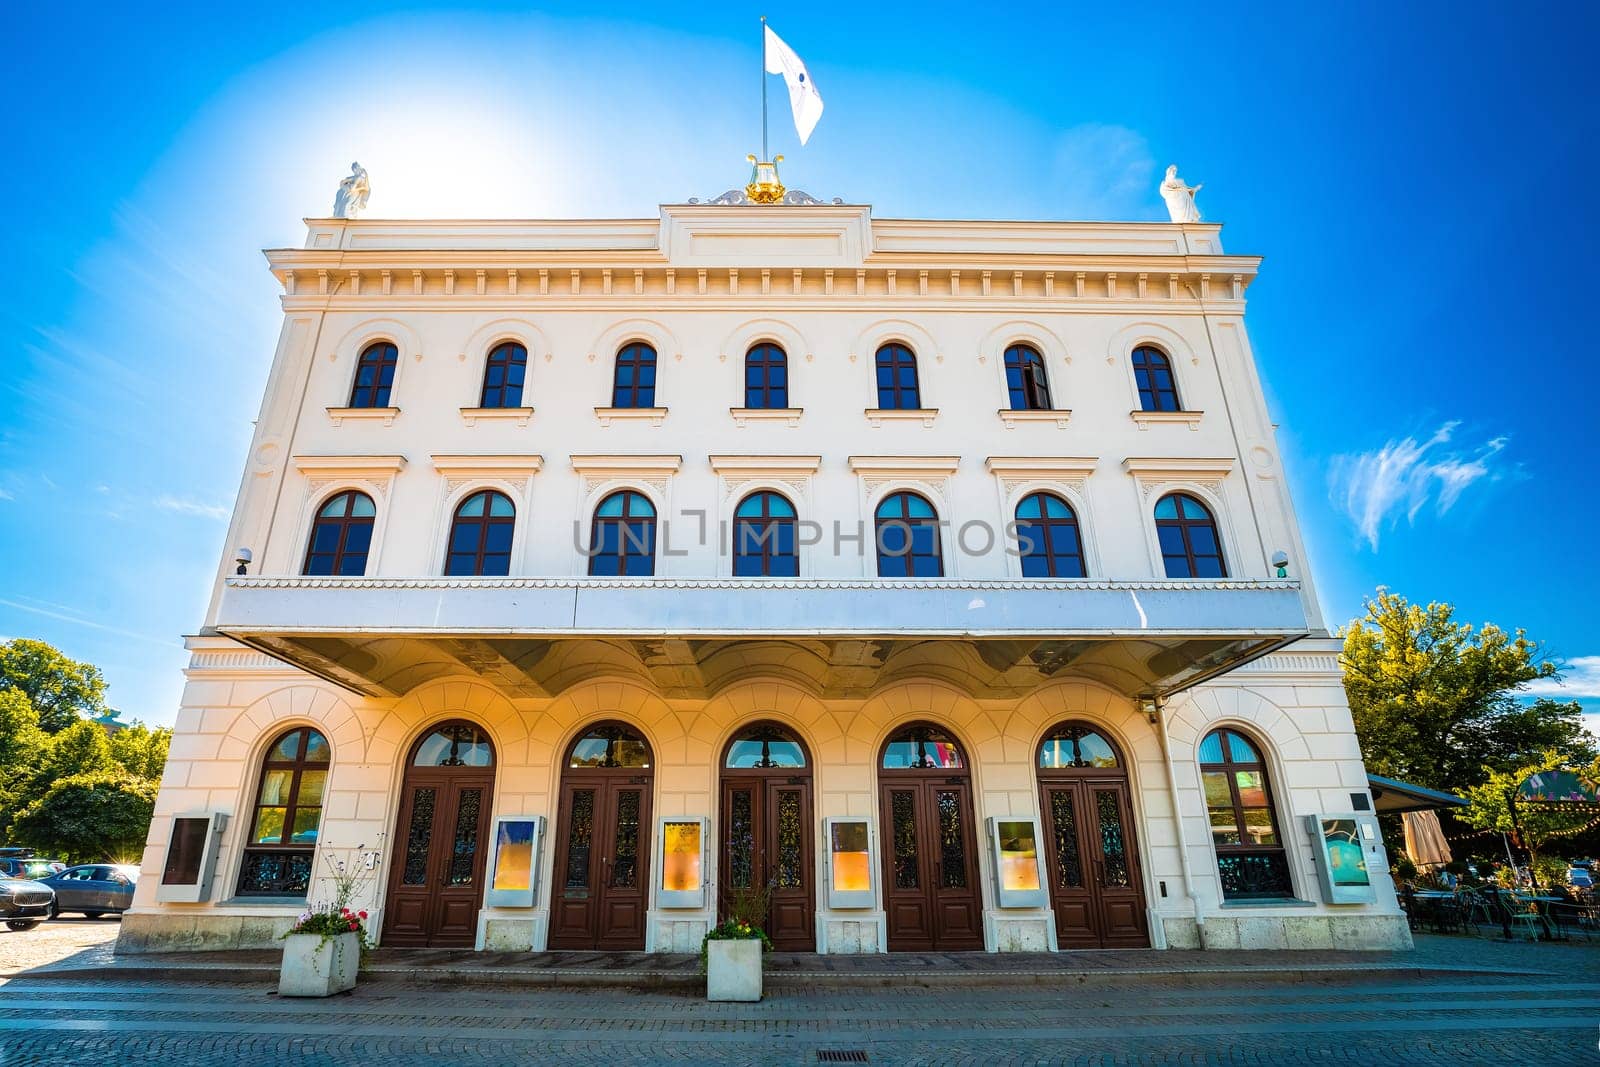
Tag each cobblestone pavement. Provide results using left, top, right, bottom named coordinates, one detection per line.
left=0, top=929, right=1596, bottom=1065
left=0, top=917, right=118, bottom=977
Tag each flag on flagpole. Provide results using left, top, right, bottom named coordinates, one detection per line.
left=764, top=24, right=824, bottom=145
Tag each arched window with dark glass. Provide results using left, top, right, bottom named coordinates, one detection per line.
left=875, top=492, right=943, bottom=578
left=744, top=343, right=788, bottom=409
left=1200, top=728, right=1291, bottom=900
left=1015, top=492, right=1086, bottom=578
left=1038, top=724, right=1120, bottom=769
left=733, top=491, right=798, bottom=577
left=303, top=491, right=375, bottom=576
left=1132, top=346, right=1180, bottom=412
left=875, top=343, right=921, bottom=410
left=1003, top=344, right=1051, bottom=411
left=444, top=490, right=515, bottom=576
left=1155, top=493, right=1226, bottom=578
left=612, top=342, right=657, bottom=408
left=724, top=723, right=808, bottom=769
left=349, top=341, right=398, bottom=408
left=237, top=727, right=330, bottom=896
left=479, top=341, right=527, bottom=408
left=588, top=491, right=656, bottom=576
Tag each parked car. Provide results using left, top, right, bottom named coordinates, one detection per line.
left=1569, top=866, right=1594, bottom=890
left=35, top=865, right=138, bottom=919
left=0, top=877, right=55, bottom=931
left=0, top=849, right=67, bottom=880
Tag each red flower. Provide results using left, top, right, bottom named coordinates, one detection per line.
left=348, top=920, right=358, bottom=930
left=357, top=910, right=368, bottom=919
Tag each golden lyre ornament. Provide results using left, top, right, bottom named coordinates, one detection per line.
left=745, top=155, right=785, bottom=204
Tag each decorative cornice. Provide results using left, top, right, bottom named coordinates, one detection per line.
left=326, top=406, right=399, bottom=427
left=984, top=457, right=1099, bottom=478
left=865, top=408, right=939, bottom=428
left=292, top=454, right=407, bottom=476
left=847, top=456, right=961, bottom=475
left=1122, top=456, right=1235, bottom=501
left=1130, top=409, right=1205, bottom=431
left=997, top=409, right=1072, bottom=430
left=708, top=455, right=823, bottom=475
left=429, top=454, right=544, bottom=475
left=730, top=407, right=803, bottom=427
left=459, top=406, right=534, bottom=427
left=594, top=406, right=667, bottom=427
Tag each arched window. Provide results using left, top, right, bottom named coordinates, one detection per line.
left=349, top=341, right=398, bottom=408
left=303, top=491, right=375, bottom=576
left=1132, top=346, right=1180, bottom=412
left=444, top=491, right=515, bottom=576
left=1155, top=493, right=1226, bottom=578
left=1038, top=724, right=1119, bottom=769
left=589, top=491, right=656, bottom=576
left=1004, top=344, right=1051, bottom=411
left=881, top=724, right=965, bottom=769
left=1016, top=492, right=1086, bottom=578
left=733, top=491, right=798, bottom=577
left=237, top=727, right=330, bottom=896
left=612, top=342, right=657, bottom=408
left=567, top=723, right=651, bottom=768
left=412, top=722, right=495, bottom=767
left=724, top=722, right=808, bottom=768
left=1200, top=728, right=1292, bottom=900
left=479, top=341, right=527, bottom=409
left=744, top=343, right=788, bottom=409
left=875, top=491, right=943, bottom=577
left=875, top=343, right=921, bottom=410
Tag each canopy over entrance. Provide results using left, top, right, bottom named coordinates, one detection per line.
left=214, top=576, right=1309, bottom=701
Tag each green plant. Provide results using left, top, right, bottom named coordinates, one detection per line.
left=280, top=848, right=377, bottom=958
left=1531, top=853, right=1568, bottom=888
left=699, top=884, right=775, bottom=971
left=1391, top=855, right=1418, bottom=882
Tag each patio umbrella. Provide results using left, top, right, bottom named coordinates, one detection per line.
left=1403, top=809, right=1453, bottom=869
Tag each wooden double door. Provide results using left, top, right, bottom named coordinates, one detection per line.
left=719, top=776, right=814, bottom=951
left=879, top=776, right=984, bottom=951
left=383, top=772, right=495, bottom=947
left=549, top=774, right=652, bottom=949
left=1039, top=777, right=1148, bottom=948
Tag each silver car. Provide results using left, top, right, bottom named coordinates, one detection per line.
left=1, top=877, right=55, bottom=930
left=36, top=865, right=138, bottom=919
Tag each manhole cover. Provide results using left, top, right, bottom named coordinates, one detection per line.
left=816, top=1053, right=869, bottom=1064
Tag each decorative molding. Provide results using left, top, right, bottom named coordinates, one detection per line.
left=292, top=455, right=407, bottom=477
left=325, top=406, right=399, bottom=427
left=997, top=408, right=1072, bottom=430
left=430, top=454, right=544, bottom=478
left=1130, top=409, right=1205, bottom=431
left=594, top=406, right=668, bottom=427
left=570, top=454, right=681, bottom=496
left=1121, top=456, right=1235, bottom=500
left=227, top=575, right=1297, bottom=592
left=864, top=408, right=939, bottom=428
left=707, top=455, right=822, bottom=476
left=459, top=406, right=534, bottom=428
left=985, top=457, right=1098, bottom=498
left=730, top=407, right=803, bottom=427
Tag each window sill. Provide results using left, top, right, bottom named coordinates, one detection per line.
left=1218, top=897, right=1316, bottom=909
left=595, top=406, right=667, bottom=427
left=460, top=406, right=534, bottom=427
left=998, top=408, right=1072, bottom=429
left=730, top=407, right=803, bottom=427
left=1130, top=409, right=1204, bottom=431
left=217, top=896, right=308, bottom=908
left=327, top=406, right=399, bottom=427
left=865, top=408, right=939, bottom=428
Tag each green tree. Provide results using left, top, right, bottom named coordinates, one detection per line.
left=1341, top=591, right=1596, bottom=793
left=109, top=723, right=171, bottom=781
left=0, top=689, right=48, bottom=830
left=1459, top=752, right=1600, bottom=876
left=37, top=720, right=116, bottom=784
left=0, top=638, right=108, bottom=733
left=9, top=772, right=158, bottom=865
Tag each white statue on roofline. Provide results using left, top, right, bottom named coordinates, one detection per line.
left=1159, top=164, right=1201, bottom=223
left=332, top=162, right=370, bottom=219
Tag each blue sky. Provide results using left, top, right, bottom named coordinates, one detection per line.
left=1, top=2, right=1595, bottom=728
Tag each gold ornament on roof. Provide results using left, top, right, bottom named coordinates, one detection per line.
left=745, top=154, right=786, bottom=204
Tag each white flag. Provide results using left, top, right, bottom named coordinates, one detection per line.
left=764, top=25, right=824, bottom=145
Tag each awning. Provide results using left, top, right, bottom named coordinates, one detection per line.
left=214, top=576, right=1310, bottom=700
left=1367, top=773, right=1467, bottom=813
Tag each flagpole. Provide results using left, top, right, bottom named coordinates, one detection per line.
left=760, top=15, right=768, bottom=159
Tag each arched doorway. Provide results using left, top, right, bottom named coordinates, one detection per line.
left=549, top=722, right=654, bottom=950
left=1036, top=722, right=1149, bottom=948
left=383, top=721, right=496, bottom=948
left=719, top=722, right=814, bottom=951
left=878, top=723, right=983, bottom=951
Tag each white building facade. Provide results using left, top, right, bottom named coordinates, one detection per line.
left=121, top=198, right=1410, bottom=955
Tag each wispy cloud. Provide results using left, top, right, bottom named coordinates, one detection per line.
left=1049, top=124, right=1158, bottom=220
left=0, top=596, right=184, bottom=650
left=0, top=488, right=12, bottom=501
left=154, top=495, right=230, bottom=521
left=1524, top=656, right=1600, bottom=700
left=1329, top=422, right=1511, bottom=550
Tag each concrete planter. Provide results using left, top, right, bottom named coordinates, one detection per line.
left=278, top=931, right=359, bottom=997
left=706, top=937, right=763, bottom=1002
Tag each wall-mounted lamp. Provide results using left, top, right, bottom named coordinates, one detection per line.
left=235, top=547, right=253, bottom=576
left=1270, top=550, right=1289, bottom=579
left=1139, top=696, right=1161, bottom=725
